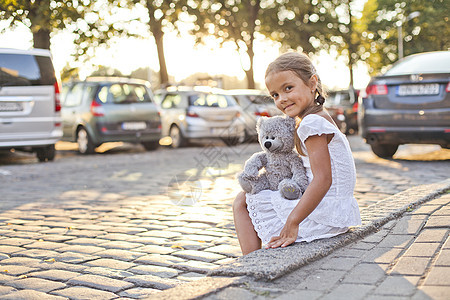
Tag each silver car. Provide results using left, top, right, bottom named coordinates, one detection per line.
left=0, top=48, right=62, bottom=162
left=155, top=86, right=246, bottom=148
left=228, top=89, right=282, bottom=140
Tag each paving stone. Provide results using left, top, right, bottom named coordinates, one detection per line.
left=414, top=229, right=448, bottom=243
left=65, top=229, right=106, bottom=238
left=275, top=289, right=323, bottom=300
left=0, top=289, right=66, bottom=300
left=0, top=238, right=35, bottom=246
left=7, top=277, right=66, bottom=293
left=134, top=245, right=176, bottom=255
left=373, top=276, right=420, bottom=296
left=204, top=244, right=241, bottom=257
left=83, top=266, right=134, bottom=280
left=172, top=250, right=226, bottom=262
left=361, top=247, right=403, bottom=264
left=133, top=254, right=186, bottom=267
left=84, top=258, right=136, bottom=270
left=13, top=249, right=60, bottom=259
left=342, top=263, right=388, bottom=284
left=53, top=251, right=100, bottom=264
left=331, top=248, right=367, bottom=258
left=124, top=274, right=182, bottom=290
left=319, top=257, right=361, bottom=271
left=118, top=287, right=161, bottom=298
left=104, top=226, right=148, bottom=234
left=137, top=230, right=181, bottom=238
left=94, top=249, right=146, bottom=261
left=391, top=257, right=431, bottom=276
left=173, top=234, right=217, bottom=242
left=173, top=259, right=220, bottom=274
left=0, top=246, right=25, bottom=255
left=424, top=216, right=450, bottom=228
left=36, top=234, right=76, bottom=243
left=0, top=286, right=16, bottom=296
left=411, top=205, right=441, bottom=215
left=127, top=236, right=169, bottom=245
left=296, top=269, right=347, bottom=291
left=22, top=241, right=66, bottom=251
left=0, top=254, right=9, bottom=261
left=164, top=240, right=213, bottom=251
left=0, top=273, right=16, bottom=285
left=0, top=257, right=42, bottom=267
left=65, top=237, right=110, bottom=246
left=377, top=235, right=415, bottom=249
left=128, top=265, right=179, bottom=278
left=67, top=274, right=134, bottom=293
left=51, top=286, right=117, bottom=300
left=176, top=272, right=206, bottom=282
left=403, top=242, right=441, bottom=257
left=28, top=269, right=80, bottom=282
left=29, top=260, right=88, bottom=273
left=0, top=265, right=37, bottom=276
left=434, top=249, right=450, bottom=266
left=321, top=283, right=374, bottom=300
left=55, top=244, right=105, bottom=254
left=423, top=266, right=450, bottom=286
left=98, top=240, right=144, bottom=250
left=413, top=286, right=450, bottom=300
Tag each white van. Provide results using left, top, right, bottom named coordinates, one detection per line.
left=0, top=48, right=62, bottom=162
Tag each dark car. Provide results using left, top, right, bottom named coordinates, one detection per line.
left=359, top=51, right=450, bottom=158
left=61, top=77, right=162, bottom=154
left=325, top=89, right=359, bottom=135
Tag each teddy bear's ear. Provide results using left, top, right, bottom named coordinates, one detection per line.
left=256, top=116, right=268, bottom=128
left=285, top=116, right=296, bottom=128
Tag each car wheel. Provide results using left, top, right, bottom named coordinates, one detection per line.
left=142, top=141, right=159, bottom=151
left=370, top=143, right=398, bottom=159
left=35, top=144, right=56, bottom=162
left=169, top=125, right=186, bottom=148
left=77, top=127, right=95, bottom=154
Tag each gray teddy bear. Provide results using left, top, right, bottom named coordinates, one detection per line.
left=238, top=115, right=309, bottom=200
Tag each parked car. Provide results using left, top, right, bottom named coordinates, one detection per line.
left=325, top=89, right=359, bottom=134
left=61, top=77, right=161, bottom=154
left=0, top=48, right=62, bottom=162
left=154, top=86, right=245, bottom=148
left=359, top=51, right=450, bottom=158
left=227, top=89, right=282, bottom=140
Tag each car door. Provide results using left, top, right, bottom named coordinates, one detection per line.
left=159, top=93, right=185, bottom=136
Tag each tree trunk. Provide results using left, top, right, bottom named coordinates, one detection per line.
left=245, top=43, right=256, bottom=89
left=32, top=28, right=51, bottom=50
left=348, top=51, right=354, bottom=89
left=154, top=29, right=169, bottom=87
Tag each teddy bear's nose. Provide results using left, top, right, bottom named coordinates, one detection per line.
left=264, top=141, right=272, bottom=149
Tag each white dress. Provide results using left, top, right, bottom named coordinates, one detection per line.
left=246, top=114, right=361, bottom=245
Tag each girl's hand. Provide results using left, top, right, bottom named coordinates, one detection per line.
left=266, top=220, right=299, bottom=249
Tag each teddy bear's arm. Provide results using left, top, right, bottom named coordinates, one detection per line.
left=290, top=155, right=310, bottom=193
left=242, top=152, right=267, bottom=178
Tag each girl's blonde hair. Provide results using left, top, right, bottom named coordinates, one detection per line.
left=265, top=52, right=327, bottom=155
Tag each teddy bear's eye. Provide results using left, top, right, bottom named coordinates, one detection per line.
left=265, top=136, right=269, bottom=139
left=271, top=136, right=275, bottom=140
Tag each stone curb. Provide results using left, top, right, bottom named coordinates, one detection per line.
left=150, top=179, right=450, bottom=299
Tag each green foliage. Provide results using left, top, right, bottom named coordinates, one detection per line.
left=359, top=0, right=449, bottom=75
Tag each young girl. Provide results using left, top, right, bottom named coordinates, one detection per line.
left=233, top=52, right=361, bottom=255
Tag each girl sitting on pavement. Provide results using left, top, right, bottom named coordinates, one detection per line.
left=233, top=52, right=361, bottom=255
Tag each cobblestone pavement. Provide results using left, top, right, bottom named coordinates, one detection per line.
left=212, top=191, right=450, bottom=300
left=0, top=137, right=449, bottom=299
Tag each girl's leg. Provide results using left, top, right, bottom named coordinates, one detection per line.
left=233, top=191, right=261, bottom=255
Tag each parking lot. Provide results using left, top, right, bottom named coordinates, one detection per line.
left=0, top=137, right=449, bottom=298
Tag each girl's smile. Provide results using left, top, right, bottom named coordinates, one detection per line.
left=265, top=70, right=317, bottom=118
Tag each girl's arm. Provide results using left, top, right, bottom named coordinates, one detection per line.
left=266, top=133, right=333, bottom=249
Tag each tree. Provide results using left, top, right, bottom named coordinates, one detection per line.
left=127, top=0, right=192, bottom=87
left=359, top=0, right=449, bottom=75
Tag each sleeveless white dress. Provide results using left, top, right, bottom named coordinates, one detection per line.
left=246, top=114, right=361, bottom=245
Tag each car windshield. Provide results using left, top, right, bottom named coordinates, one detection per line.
left=0, top=53, right=55, bottom=86
left=189, top=93, right=235, bottom=107
left=384, top=51, right=450, bottom=76
left=105, top=83, right=152, bottom=104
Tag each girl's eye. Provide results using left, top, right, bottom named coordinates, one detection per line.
left=271, top=93, right=278, bottom=99
left=285, top=86, right=293, bottom=91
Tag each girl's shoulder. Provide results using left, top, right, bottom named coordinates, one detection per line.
left=298, top=113, right=339, bottom=142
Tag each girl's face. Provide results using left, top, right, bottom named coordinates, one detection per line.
left=265, top=70, right=317, bottom=118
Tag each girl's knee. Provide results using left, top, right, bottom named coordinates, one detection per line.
left=233, top=191, right=247, bottom=212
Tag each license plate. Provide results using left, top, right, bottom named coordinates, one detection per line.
left=397, top=84, right=439, bottom=96
left=0, top=102, right=23, bottom=112
left=122, top=122, right=147, bottom=130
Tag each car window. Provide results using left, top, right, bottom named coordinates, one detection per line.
left=0, top=53, right=55, bottom=86
left=189, top=94, right=235, bottom=108
left=161, top=94, right=182, bottom=109
left=247, top=95, right=273, bottom=105
left=107, top=83, right=151, bottom=104
left=98, top=86, right=108, bottom=103
left=384, top=52, right=450, bottom=75
left=63, top=83, right=84, bottom=107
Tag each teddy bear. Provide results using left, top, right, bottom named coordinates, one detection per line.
left=238, top=115, right=309, bottom=200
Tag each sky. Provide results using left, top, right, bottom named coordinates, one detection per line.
left=0, top=2, right=371, bottom=90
